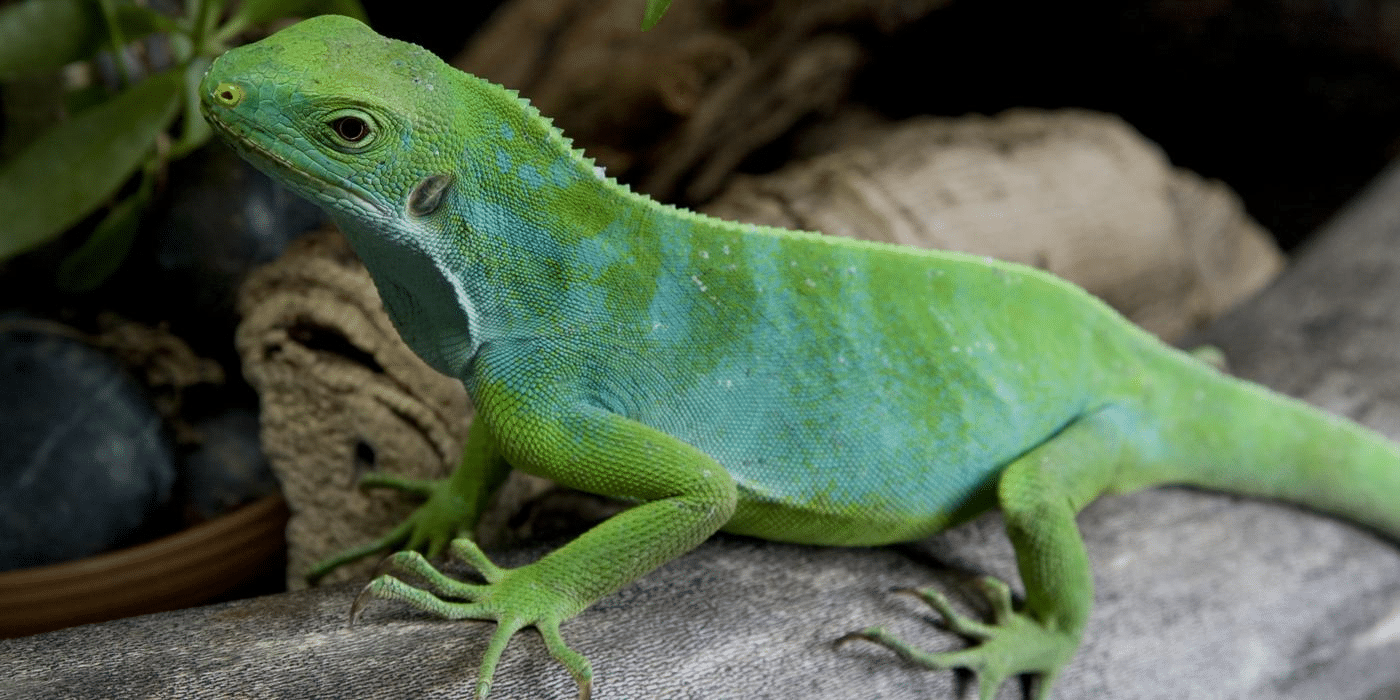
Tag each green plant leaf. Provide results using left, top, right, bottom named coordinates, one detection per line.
left=0, top=0, right=103, bottom=78
left=642, top=0, right=672, bottom=30
left=0, top=69, right=182, bottom=261
left=91, top=1, right=176, bottom=54
left=173, top=56, right=213, bottom=156
left=55, top=171, right=153, bottom=292
left=112, top=2, right=174, bottom=39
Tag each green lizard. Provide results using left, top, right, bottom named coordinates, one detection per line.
left=199, top=14, right=1400, bottom=700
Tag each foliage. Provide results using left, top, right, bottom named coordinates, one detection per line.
left=642, top=0, right=671, bottom=30
left=0, top=0, right=366, bottom=291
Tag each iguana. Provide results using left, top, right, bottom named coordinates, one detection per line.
left=199, top=14, right=1400, bottom=700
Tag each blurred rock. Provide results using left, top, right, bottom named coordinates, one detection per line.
left=0, top=320, right=175, bottom=571
left=178, top=408, right=278, bottom=523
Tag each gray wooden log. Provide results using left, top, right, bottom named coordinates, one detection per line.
left=9, top=164, right=1400, bottom=699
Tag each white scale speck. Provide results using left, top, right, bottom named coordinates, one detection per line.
left=723, top=245, right=731, bottom=255
left=594, top=165, right=607, bottom=179
left=804, top=278, right=816, bottom=288
left=837, top=355, right=846, bottom=364
left=691, top=275, right=708, bottom=292
left=699, top=250, right=709, bottom=259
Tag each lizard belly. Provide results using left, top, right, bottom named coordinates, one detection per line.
left=625, top=345, right=1084, bottom=546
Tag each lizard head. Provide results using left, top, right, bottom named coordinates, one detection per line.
left=200, top=16, right=626, bottom=374
left=201, top=15, right=495, bottom=376
left=199, top=14, right=459, bottom=225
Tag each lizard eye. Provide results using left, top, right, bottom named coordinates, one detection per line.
left=324, top=109, right=378, bottom=149
left=331, top=116, right=368, bottom=142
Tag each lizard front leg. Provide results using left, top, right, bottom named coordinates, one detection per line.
left=354, top=402, right=738, bottom=700
left=307, top=416, right=510, bottom=584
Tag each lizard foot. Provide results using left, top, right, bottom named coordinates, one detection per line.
left=306, top=472, right=474, bottom=584
left=351, top=539, right=592, bottom=700
left=839, top=576, right=1076, bottom=700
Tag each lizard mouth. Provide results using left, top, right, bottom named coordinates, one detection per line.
left=200, top=101, right=388, bottom=219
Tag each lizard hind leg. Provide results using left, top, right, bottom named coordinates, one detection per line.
left=840, top=577, right=1063, bottom=700
left=842, top=410, right=1135, bottom=698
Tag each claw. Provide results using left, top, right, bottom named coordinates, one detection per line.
left=349, top=579, right=381, bottom=625
left=835, top=627, right=884, bottom=649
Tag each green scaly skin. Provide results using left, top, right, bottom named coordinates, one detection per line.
left=200, top=15, right=1400, bottom=700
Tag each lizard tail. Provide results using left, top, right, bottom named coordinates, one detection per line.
left=1140, top=354, right=1400, bottom=541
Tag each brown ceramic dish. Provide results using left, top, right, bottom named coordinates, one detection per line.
left=0, top=494, right=289, bottom=638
